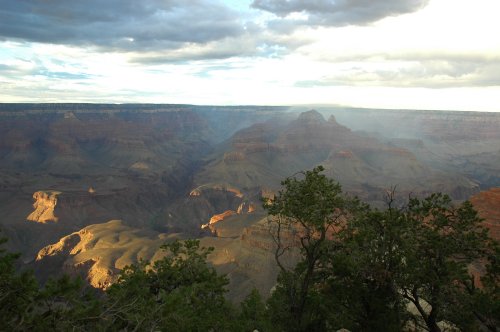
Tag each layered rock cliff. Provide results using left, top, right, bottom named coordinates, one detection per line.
left=1, top=104, right=498, bottom=302
left=0, top=104, right=289, bottom=259
left=27, top=191, right=61, bottom=223
left=195, top=110, right=480, bottom=205
left=34, top=220, right=170, bottom=289
left=320, top=107, right=500, bottom=188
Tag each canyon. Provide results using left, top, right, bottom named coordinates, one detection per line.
left=0, top=104, right=499, bottom=301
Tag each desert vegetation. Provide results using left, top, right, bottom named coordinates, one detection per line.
left=1, top=167, right=498, bottom=331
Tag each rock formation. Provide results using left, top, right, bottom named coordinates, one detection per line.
left=0, top=104, right=498, bottom=302
left=34, top=220, right=170, bottom=289
left=195, top=109, right=479, bottom=206
left=27, top=191, right=61, bottom=223
left=0, top=104, right=288, bottom=259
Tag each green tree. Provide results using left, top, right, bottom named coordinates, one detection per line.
left=104, top=239, right=236, bottom=331
left=1, top=233, right=246, bottom=331
left=238, top=288, right=272, bottom=332
left=264, top=166, right=359, bottom=331
left=0, top=230, right=100, bottom=331
left=464, top=244, right=499, bottom=331
left=322, top=192, right=498, bottom=332
left=0, top=234, right=38, bottom=330
left=264, top=168, right=498, bottom=332
left=29, top=275, right=101, bottom=331
left=400, top=193, right=498, bottom=332
left=322, top=199, right=410, bottom=331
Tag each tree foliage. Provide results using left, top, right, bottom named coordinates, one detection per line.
left=0, top=235, right=242, bottom=331
left=0, top=236, right=38, bottom=330
left=400, top=194, right=498, bottom=331
left=103, top=239, right=235, bottom=331
left=265, top=167, right=498, bottom=332
left=0, top=231, right=100, bottom=331
left=264, top=166, right=361, bottom=331
left=322, top=202, right=410, bottom=331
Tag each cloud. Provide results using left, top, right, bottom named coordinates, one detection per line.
left=252, top=0, right=429, bottom=27
left=130, top=35, right=261, bottom=64
left=295, top=56, right=500, bottom=88
left=0, top=0, right=431, bottom=64
left=0, top=63, right=18, bottom=74
left=128, top=21, right=313, bottom=64
left=0, top=51, right=95, bottom=96
left=0, top=0, right=245, bottom=56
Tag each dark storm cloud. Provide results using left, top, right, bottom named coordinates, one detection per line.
left=252, top=0, right=429, bottom=27
left=0, top=0, right=245, bottom=53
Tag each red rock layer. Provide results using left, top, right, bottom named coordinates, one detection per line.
left=470, top=188, right=500, bottom=241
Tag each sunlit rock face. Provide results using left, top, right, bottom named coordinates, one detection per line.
left=33, top=216, right=280, bottom=302
left=27, top=191, right=61, bottom=223
left=237, top=201, right=255, bottom=214
left=36, top=231, right=86, bottom=261
left=34, top=220, right=170, bottom=289
left=202, top=210, right=236, bottom=230
left=35, top=225, right=117, bottom=289
left=163, top=186, right=252, bottom=235
left=201, top=201, right=257, bottom=232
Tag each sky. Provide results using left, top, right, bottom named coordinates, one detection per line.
left=0, top=0, right=499, bottom=111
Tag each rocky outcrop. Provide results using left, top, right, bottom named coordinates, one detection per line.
left=35, top=226, right=116, bottom=289
left=296, top=109, right=327, bottom=124
left=241, top=219, right=276, bottom=252
left=237, top=201, right=255, bottom=214
left=201, top=201, right=257, bottom=232
left=36, top=231, right=85, bottom=259
left=190, top=185, right=244, bottom=198
left=202, top=210, right=236, bottom=230
left=34, top=220, right=168, bottom=289
left=324, top=108, right=500, bottom=188
left=196, top=110, right=479, bottom=201
left=27, top=191, right=61, bottom=223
